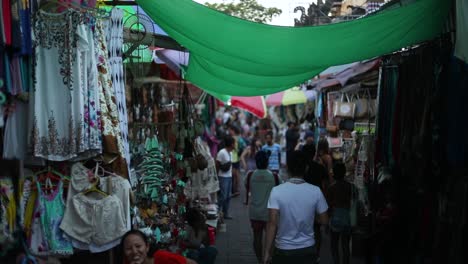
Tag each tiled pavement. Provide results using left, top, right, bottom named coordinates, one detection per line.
left=214, top=170, right=364, bottom=264
left=214, top=183, right=258, bottom=264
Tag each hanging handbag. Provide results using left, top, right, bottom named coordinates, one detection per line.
left=327, top=136, right=343, bottom=148
left=333, top=93, right=356, bottom=119
left=353, top=91, right=370, bottom=119
left=194, top=140, right=209, bottom=171
left=194, top=120, right=205, bottom=137
left=188, top=157, right=199, bottom=173
left=326, top=124, right=338, bottom=133
left=369, top=98, right=378, bottom=118
left=196, top=153, right=208, bottom=170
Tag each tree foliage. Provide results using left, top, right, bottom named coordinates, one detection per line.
left=205, top=0, right=282, bottom=24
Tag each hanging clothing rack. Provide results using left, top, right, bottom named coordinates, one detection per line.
left=101, top=0, right=138, bottom=6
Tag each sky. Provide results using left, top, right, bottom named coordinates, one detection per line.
left=194, top=0, right=318, bottom=26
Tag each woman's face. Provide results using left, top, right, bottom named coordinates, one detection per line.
left=124, top=234, right=149, bottom=264
left=255, top=140, right=262, bottom=148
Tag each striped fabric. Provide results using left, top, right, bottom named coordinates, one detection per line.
left=366, top=2, right=384, bottom=14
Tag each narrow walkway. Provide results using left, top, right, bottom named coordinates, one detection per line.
left=214, top=169, right=364, bottom=264
left=215, top=182, right=258, bottom=264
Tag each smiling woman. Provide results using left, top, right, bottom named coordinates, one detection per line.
left=121, top=230, right=198, bottom=264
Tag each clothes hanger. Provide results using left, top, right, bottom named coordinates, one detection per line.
left=34, top=166, right=63, bottom=182
left=33, top=166, right=67, bottom=192
left=99, top=166, right=119, bottom=178
left=40, top=0, right=109, bottom=17
left=82, top=177, right=109, bottom=197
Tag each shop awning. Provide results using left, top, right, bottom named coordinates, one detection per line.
left=310, top=59, right=381, bottom=91
left=136, top=0, right=450, bottom=96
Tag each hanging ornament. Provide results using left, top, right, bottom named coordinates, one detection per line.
left=140, top=135, right=165, bottom=201
left=154, top=227, right=162, bottom=243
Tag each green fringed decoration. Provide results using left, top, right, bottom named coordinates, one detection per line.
left=162, top=194, right=168, bottom=204
left=178, top=230, right=187, bottom=239
left=140, top=135, right=166, bottom=201
left=150, top=188, right=158, bottom=201
left=178, top=205, right=186, bottom=215
left=175, top=153, right=184, bottom=161
left=154, top=227, right=162, bottom=243
left=151, top=137, right=160, bottom=149
left=177, top=180, right=185, bottom=187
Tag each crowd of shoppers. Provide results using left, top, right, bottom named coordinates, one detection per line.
left=214, top=111, right=356, bottom=264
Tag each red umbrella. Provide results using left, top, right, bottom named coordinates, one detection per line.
left=218, top=96, right=266, bottom=118
left=230, top=96, right=266, bottom=118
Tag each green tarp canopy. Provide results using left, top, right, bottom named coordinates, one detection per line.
left=136, top=0, right=451, bottom=96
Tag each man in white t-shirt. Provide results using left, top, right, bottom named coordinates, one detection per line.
left=263, top=151, right=329, bottom=264
left=216, top=136, right=235, bottom=219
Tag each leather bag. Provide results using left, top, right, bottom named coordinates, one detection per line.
left=196, top=153, right=208, bottom=170
left=326, top=124, right=338, bottom=133
left=219, top=162, right=232, bottom=172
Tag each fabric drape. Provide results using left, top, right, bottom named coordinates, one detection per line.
left=136, top=0, right=451, bottom=96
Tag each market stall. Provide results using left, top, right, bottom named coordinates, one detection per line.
left=0, top=2, right=221, bottom=263
left=1, top=0, right=464, bottom=263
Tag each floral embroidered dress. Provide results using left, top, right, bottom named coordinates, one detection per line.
left=95, top=18, right=128, bottom=177
left=106, top=8, right=131, bottom=171
left=30, top=9, right=101, bottom=161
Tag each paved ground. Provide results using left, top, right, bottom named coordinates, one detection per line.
left=214, top=169, right=365, bottom=264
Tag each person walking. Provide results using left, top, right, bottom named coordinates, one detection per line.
left=327, top=163, right=353, bottom=264
left=316, top=138, right=334, bottom=186
left=263, top=150, right=329, bottom=264
left=285, top=122, right=299, bottom=166
left=302, top=144, right=328, bottom=263
left=240, top=138, right=262, bottom=172
left=244, top=151, right=281, bottom=263
left=262, top=132, right=281, bottom=174
left=295, top=130, right=315, bottom=151
left=216, top=136, right=235, bottom=219
left=229, top=125, right=245, bottom=197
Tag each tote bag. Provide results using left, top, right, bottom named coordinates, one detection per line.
left=333, top=93, right=356, bottom=119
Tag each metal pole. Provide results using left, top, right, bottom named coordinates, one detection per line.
left=102, top=0, right=138, bottom=6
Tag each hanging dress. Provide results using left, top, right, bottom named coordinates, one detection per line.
left=3, top=100, right=28, bottom=159
left=35, top=181, right=73, bottom=255
left=30, top=10, right=101, bottom=161
left=106, top=8, right=131, bottom=170
left=95, top=18, right=128, bottom=177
